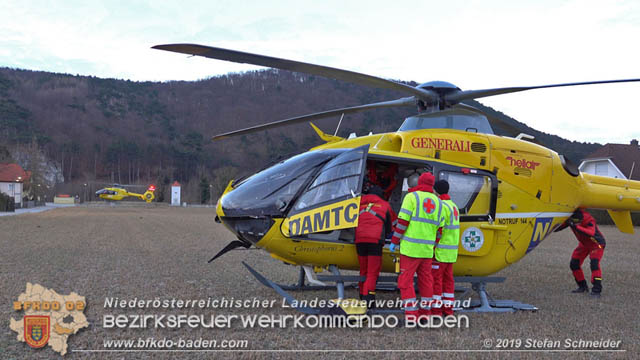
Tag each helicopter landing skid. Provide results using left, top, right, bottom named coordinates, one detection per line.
left=242, top=262, right=320, bottom=315
left=276, top=266, right=358, bottom=292
left=243, top=263, right=536, bottom=314
left=455, top=277, right=538, bottom=313
left=242, top=262, right=404, bottom=315
left=275, top=266, right=399, bottom=292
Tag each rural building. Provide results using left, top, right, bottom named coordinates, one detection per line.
left=0, top=163, right=31, bottom=208
left=171, top=181, right=181, bottom=206
left=579, top=139, right=640, bottom=180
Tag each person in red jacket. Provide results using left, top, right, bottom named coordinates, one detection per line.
left=555, top=209, right=606, bottom=297
left=355, top=185, right=397, bottom=308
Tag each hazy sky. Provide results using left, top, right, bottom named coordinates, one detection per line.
left=1, top=0, right=639, bottom=144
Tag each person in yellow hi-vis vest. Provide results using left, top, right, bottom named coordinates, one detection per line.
left=431, top=180, right=460, bottom=317
left=389, top=172, right=444, bottom=321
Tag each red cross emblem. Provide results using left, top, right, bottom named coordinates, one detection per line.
left=423, top=198, right=435, bottom=214
left=453, top=207, right=459, bottom=220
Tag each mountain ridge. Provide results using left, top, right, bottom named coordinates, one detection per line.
left=0, top=67, right=602, bottom=199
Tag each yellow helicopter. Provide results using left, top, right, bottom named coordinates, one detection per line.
left=154, top=43, right=640, bottom=312
left=95, top=184, right=156, bottom=203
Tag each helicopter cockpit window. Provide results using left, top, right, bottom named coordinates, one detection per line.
left=439, top=171, right=492, bottom=216
left=292, top=148, right=366, bottom=212
left=398, top=109, right=494, bottom=134
left=221, top=150, right=337, bottom=216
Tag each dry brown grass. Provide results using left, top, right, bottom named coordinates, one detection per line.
left=1, top=206, right=638, bottom=359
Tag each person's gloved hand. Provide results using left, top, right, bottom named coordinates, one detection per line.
left=389, top=243, right=397, bottom=252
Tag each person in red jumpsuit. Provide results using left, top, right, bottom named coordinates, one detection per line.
left=355, top=185, right=396, bottom=308
left=554, top=209, right=606, bottom=297
left=366, top=161, right=398, bottom=200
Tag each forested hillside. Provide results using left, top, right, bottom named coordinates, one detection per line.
left=0, top=67, right=601, bottom=202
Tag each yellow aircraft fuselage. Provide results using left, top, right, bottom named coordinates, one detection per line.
left=216, top=128, right=640, bottom=276
left=97, top=187, right=155, bottom=203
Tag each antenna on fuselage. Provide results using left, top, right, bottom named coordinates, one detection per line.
left=334, top=113, right=345, bottom=137
left=515, top=133, right=535, bottom=141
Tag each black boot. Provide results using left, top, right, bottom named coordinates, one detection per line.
left=590, top=279, right=602, bottom=297
left=363, top=293, right=376, bottom=310
left=571, top=280, right=589, bottom=293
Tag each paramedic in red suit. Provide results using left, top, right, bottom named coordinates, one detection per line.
left=554, top=209, right=606, bottom=297
left=355, top=185, right=396, bottom=307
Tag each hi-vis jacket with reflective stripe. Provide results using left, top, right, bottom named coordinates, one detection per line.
left=435, top=198, right=460, bottom=263
left=396, top=191, right=444, bottom=258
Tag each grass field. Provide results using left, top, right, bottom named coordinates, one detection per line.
left=0, top=206, right=637, bottom=359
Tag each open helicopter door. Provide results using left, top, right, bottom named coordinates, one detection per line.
left=437, top=167, right=502, bottom=262
left=282, top=145, right=369, bottom=237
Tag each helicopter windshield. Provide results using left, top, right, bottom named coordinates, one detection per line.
left=221, top=150, right=340, bottom=216
left=398, top=108, right=494, bottom=134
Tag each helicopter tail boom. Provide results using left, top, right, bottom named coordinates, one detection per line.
left=580, top=173, right=640, bottom=233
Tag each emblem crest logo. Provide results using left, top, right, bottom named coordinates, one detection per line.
left=24, top=315, right=50, bottom=348
left=423, top=198, right=436, bottom=214
left=462, top=227, right=484, bottom=252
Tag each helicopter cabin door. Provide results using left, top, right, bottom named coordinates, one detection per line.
left=282, top=145, right=369, bottom=238
left=437, top=168, right=500, bottom=258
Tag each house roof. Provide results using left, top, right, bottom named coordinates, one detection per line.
left=583, top=140, right=640, bottom=181
left=0, top=163, right=30, bottom=183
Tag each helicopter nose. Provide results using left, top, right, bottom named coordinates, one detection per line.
left=218, top=216, right=274, bottom=245
left=216, top=150, right=339, bottom=244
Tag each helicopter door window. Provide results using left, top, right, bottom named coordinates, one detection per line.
left=438, top=171, right=492, bottom=216
left=291, top=146, right=368, bottom=213
left=309, top=159, right=362, bottom=189
left=293, top=160, right=362, bottom=211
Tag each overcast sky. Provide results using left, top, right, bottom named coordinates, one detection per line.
left=1, top=0, right=639, bottom=144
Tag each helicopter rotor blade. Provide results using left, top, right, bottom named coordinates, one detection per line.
left=212, top=96, right=416, bottom=141
left=152, top=43, right=438, bottom=102
left=445, top=78, right=640, bottom=104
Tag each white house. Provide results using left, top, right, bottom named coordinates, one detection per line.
left=0, top=163, right=30, bottom=208
left=579, top=139, right=640, bottom=180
